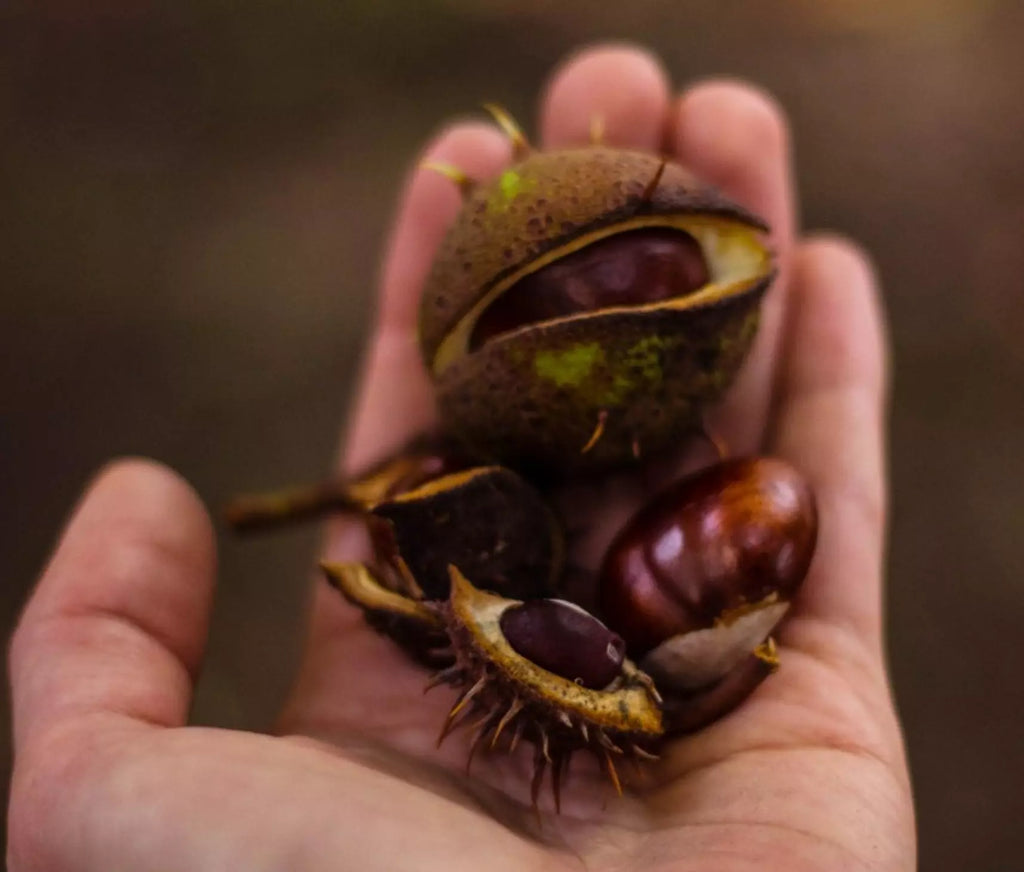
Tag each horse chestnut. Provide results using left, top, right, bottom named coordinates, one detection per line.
left=599, top=456, right=817, bottom=690
left=499, top=598, right=626, bottom=689
left=228, top=108, right=812, bottom=804
left=469, top=228, right=710, bottom=349
left=420, top=137, right=775, bottom=472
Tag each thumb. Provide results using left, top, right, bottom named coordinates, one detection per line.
left=9, top=458, right=216, bottom=751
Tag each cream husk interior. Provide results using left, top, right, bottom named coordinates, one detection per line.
left=641, top=599, right=789, bottom=692
left=432, top=216, right=772, bottom=376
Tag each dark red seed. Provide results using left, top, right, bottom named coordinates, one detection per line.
left=499, top=599, right=626, bottom=689
left=599, top=457, right=817, bottom=657
left=470, top=228, right=709, bottom=349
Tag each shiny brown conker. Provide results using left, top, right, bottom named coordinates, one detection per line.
left=598, top=457, right=817, bottom=657
left=469, top=228, right=709, bottom=350
left=499, top=598, right=626, bottom=689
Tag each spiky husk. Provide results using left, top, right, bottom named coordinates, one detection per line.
left=430, top=568, right=663, bottom=810
left=419, top=144, right=775, bottom=472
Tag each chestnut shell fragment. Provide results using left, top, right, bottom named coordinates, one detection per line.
left=371, top=465, right=563, bottom=601
left=434, top=567, right=663, bottom=807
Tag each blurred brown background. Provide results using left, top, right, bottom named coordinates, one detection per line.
left=3, top=0, right=1023, bottom=867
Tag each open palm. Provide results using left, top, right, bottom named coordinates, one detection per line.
left=8, top=46, right=915, bottom=872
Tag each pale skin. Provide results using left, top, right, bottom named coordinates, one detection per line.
left=8, top=45, right=916, bottom=871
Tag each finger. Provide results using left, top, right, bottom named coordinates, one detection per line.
left=296, top=126, right=512, bottom=694
left=540, top=43, right=671, bottom=149
left=670, top=81, right=797, bottom=452
left=343, top=123, right=510, bottom=473
left=769, top=236, right=889, bottom=645
left=9, top=459, right=216, bottom=750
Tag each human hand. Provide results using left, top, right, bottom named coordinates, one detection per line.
left=8, top=45, right=915, bottom=871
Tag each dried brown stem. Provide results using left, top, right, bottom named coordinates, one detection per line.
left=225, top=480, right=365, bottom=532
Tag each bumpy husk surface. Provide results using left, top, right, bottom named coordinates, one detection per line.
left=435, top=282, right=766, bottom=472
left=419, top=146, right=773, bottom=472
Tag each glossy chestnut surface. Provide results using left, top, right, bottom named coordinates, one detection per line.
left=598, top=457, right=817, bottom=656
left=469, top=228, right=709, bottom=349
left=499, top=599, right=626, bottom=689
